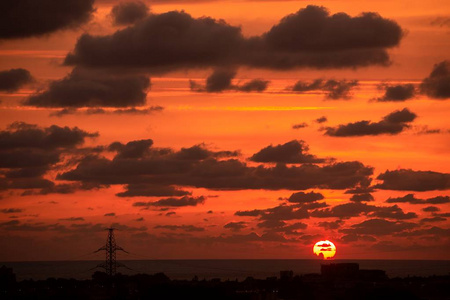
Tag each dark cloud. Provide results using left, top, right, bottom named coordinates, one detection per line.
left=299, top=202, right=329, bottom=210
left=237, top=79, right=269, bottom=92
left=0, top=208, right=24, bottom=214
left=250, top=140, right=325, bottom=164
left=292, top=123, right=308, bottom=129
left=0, top=122, right=97, bottom=150
left=324, top=108, right=417, bottom=137
left=205, top=69, right=236, bottom=92
left=344, top=186, right=374, bottom=194
left=420, top=61, right=450, bottom=99
left=273, top=221, right=307, bottom=232
left=235, top=205, right=309, bottom=229
left=420, top=217, right=446, bottom=223
left=430, top=17, right=450, bottom=27
left=66, top=11, right=243, bottom=73
left=435, top=212, right=450, bottom=218
left=35, top=182, right=100, bottom=196
left=422, top=206, right=440, bottom=212
left=4, top=166, right=49, bottom=178
left=375, top=84, right=415, bottom=102
left=0, top=221, right=67, bottom=232
left=108, top=222, right=147, bottom=232
left=236, top=204, right=310, bottom=222
left=317, top=220, right=344, bottom=230
left=117, top=184, right=191, bottom=197
left=311, top=202, right=375, bottom=219
left=206, top=70, right=236, bottom=93
left=173, top=144, right=238, bottom=160
left=188, top=80, right=203, bottom=92
left=421, top=196, right=449, bottom=204
left=57, top=139, right=373, bottom=194
left=287, top=191, right=324, bottom=204
left=113, top=106, right=163, bottom=114
left=315, top=116, right=328, bottom=123
left=65, top=6, right=403, bottom=72
left=292, top=79, right=323, bottom=92
left=384, top=108, right=417, bottom=123
left=190, top=69, right=238, bottom=93
left=368, top=204, right=418, bottom=220
left=104, top=212, right=116, bottom=217
left=235, top=209, right=263, bottom=217
left=25, top=69, right=150, bottom=108
left=133, top=196, right=206, bottom=207
left=312, top=202, right=416, bottom=220
left=376, top=170, right=450, bottom=191
left=290, top=79, right=358, bottom=99
left=0, top=123, right=97, bottom=195
left=154, top=225, right=204, bottom=232
left=0, top=220, right=20, bottom=227
left=385, top=194, right=422, bottom=204
left=191, top=70, right=268, bottom=93
left=0, top=69, right=33, bottom=92
left=3, top=178, right=54, bottom=191
left=247, top=6, right=402, bottom=69
left=386, top=194, right=450, bottom=204
left=257, top=219, right=286, bottom=229
left=265, top=6, right=402, bottom=52
left=0, top=0, right=94, bottom=39
left=65, top=222, right=145, bottom=233
left=58, top=217, right=85, bottom=221
left=223, top=221, right=247, bottom=232
left=49, top=108, right=78, bottom=117
left=298, top=234, right=323, bottom=245
left=111, top=1, right=149, bottom=26
left=340, top=219, right=417, bottom=236
left=415, top=125, right=442, bottom=135
left=394, top=226, right=450, bottom=238
left=61, top=157, right=373, bottom=191
left=339, top=233, right=376, bottom=243
left=322, top=80, right=358, bottom=99
left=259, top=221, right=308, bottom=235
left=52, top=106, right=163, bottom=117
left=370, top=241, right=408, bottom=252
left=349, top=193, right=374, bottom=202
left=108, top=139, right=154, bottom=159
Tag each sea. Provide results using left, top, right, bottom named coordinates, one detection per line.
left=1, top=260, right=449, bottom=281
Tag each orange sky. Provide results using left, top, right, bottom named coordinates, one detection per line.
left=0, top=0, right=449, bottom=262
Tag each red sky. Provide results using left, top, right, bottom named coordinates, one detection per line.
left=0, top=0, right=449, bottom=261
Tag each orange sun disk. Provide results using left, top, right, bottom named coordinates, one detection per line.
left=313, top=240, right=337, bottom=259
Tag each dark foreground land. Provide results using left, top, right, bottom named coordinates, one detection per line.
left=1, top=264, right=449, bottom=300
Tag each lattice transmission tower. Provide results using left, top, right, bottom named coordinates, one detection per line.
left=95, top=227, right=128, bottom=276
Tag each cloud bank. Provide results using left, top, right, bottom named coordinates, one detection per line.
left=64, top=6, right=403, bottom=72
left=0, top=0, right=94, bottom=39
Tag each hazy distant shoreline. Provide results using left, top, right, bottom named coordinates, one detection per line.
left=2, top=259, right=449, bottom=281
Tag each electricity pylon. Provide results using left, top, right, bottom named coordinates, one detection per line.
left=95, top=227, right=128, bottom=276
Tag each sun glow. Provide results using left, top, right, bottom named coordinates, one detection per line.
left=313, top=240, right=337, bottom=259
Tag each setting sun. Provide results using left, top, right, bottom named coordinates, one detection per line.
left=313, top=240, right=337, bottom=259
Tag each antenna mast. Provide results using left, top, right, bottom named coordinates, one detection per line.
left=95, top=227, right=127, bottom=276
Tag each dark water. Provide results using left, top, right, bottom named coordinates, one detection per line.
left=1, top=259, right=449, bottom=281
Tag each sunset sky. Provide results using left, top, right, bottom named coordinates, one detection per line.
left=0, top=0, right=449, bottom=262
